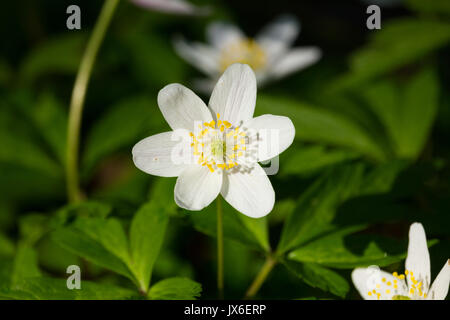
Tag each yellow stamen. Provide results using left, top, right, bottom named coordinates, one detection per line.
left=219, top=38, right=267, bottom=72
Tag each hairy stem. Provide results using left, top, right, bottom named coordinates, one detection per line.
left=245, top=255, right=277, bottom=299
left=66, top=0, right=120, bottom=202
left=217, top=196, right=224, bottom=299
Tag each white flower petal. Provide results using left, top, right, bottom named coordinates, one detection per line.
left=132, top=131, right=190, bottom=177
left=174, top=165, right=222, bottom=210
left=427, top=260, right=450, bottom=300
left=352, top=267, right=408, bottom=300
left=158, top=84, right=213, bottom=131
left=173, top=37, right=220, bottom=76
left=209, top=63, right=256, bottom=124
left=405, top=222, right=431, bottom=291
left=221, top=163, right=274, bottom=218
left=268, top=47, right=321, bottom=80
left=242, top=114, right=295, bottom=162
left=256, top=14, right=300, bottom=61
left=207, top=22, right=245, bottom=50
left=131, top=0, right=210, bottom=15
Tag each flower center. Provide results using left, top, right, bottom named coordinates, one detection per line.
left=189, top=113, right=248, bottom=172
left=211, top=138, right=226, bottom=158
left=366, top=269, right=427, bottom=300
left=219, top=38, right=266, bottom=72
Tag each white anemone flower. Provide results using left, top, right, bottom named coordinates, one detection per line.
left=132, top=63, right=295, bottom=218
left=352, top=223, right=449, bottom=300
left=131, top=0, right=210, bottom=15
left=174, top=15, right=321, bottom=92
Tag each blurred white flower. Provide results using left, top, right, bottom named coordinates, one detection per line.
left=132, top=64, right=295, bottom=218
left=174, top=15, right=321, bottom=92
left=352, top=223, right=449, bottom=300
left=131, top=0, right=210, bottom=15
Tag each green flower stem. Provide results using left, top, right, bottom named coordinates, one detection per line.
left=217, top=196, right=224, bottom=299
left=244, top=254, right=277, bottom=299
left=66, top=0, right=120, bottom=202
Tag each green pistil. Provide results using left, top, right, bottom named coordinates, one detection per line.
left=211, top=139, right=226, bottom=158
left=392, top=295, right=411, bottom=300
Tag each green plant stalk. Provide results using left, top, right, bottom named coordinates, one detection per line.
left=244, top=255, right=277, bottom=299
left=66, top=0, right=120, bottom=203
left=217, top=196, right=224, bottom=299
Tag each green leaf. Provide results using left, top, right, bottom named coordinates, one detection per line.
left=332, top=19, right=450, bottom=90
left=278, top=161, right=407, bottom=254
left=362, top=68, right=439, bottom=159
left=397, top=68, right=439, bottom=158
left=190, top=198, right=270, bottom=252
left=148, top=277, right=202, bottom=300
left=0, top=277, right=137, bottom=300
left=288, top=227, right=407, bottom=269
left=52, top=190, right=175, bottom=292
left=51, top=223, right=134, bottom=281
left=19, top=214, right=49, bottom=245
left=283, top=260, right=349, bottom=298
left=51, top=201, right=112, bottom=227
left=277, top=164, right=366, bottom=254
left=268, top=198, right=297, bottom=224
left=129, top=201, right=169, bottom=292
left=146, top=178, right=178, bottom=215
left=0, top=233, right=14, bottom=257
left=0, top=105, right=60, bottom=177
left=30, top=93, right=67, bottom=165
left=0, top=259, right=13, bottom=286
left=405, top=0, right=450, bottom=16
left=74, top=217, right=131, bottom=266
left=19, top=34, right=85, bottom=84
left=358, top=160, right=408, bottom=195
left=11, top=246, right=41, bottom=287
left=280, top=144, right=359, bottom=176
left=256, top=95, right=386, bottom=161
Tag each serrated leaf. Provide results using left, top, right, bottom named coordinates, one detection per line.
left=148, top=277, right=202, bottom=300
left=73, top=217, right=131, bottom=266
left=283, top=260, right=349, bottom=298
left=278, top=161, right=407, bottom=254
left=288, top=227, right=407, bottom=269
left=277, top=164, right=366, bottom=254
left=51, top=225, right=134, bottom=282
left=129, top=201, right=169, bottom=292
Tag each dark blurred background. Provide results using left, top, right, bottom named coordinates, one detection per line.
left=0, top=0, right=449, bottom=299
